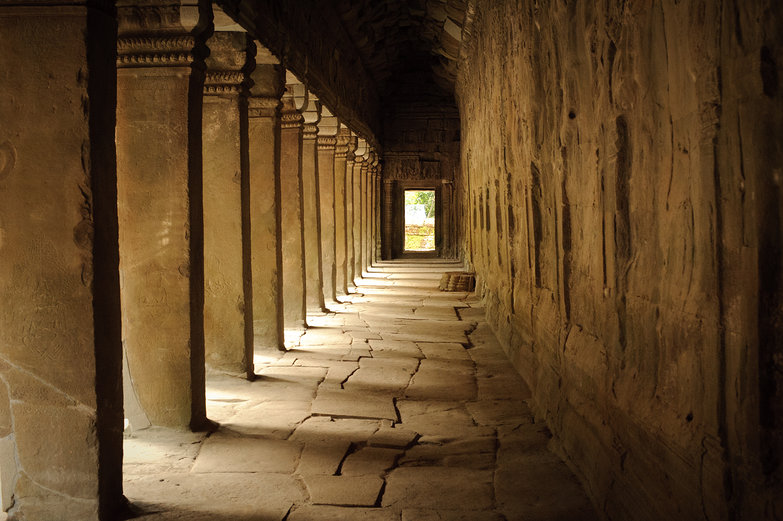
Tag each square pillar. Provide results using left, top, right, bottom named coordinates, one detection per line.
left=302, top=95, right=326, bottom=313
left=344, top=135, right=358, bottom=290
left=116, top=3, right=211, bottom=428
left=280, top=81, right=307, bottom=330
left=334, top=128, right=351, bottom=296
left=383, top=179, right=394, bottom=260
left=317, top=110, right=339, bottom=305
left=375, top=168, right=383, bottom=261
left=352, top=155, right=365, bottom=283
left=202, top=32, right=254, bottom=377
left=0, top=3, right=123, bottom=519
left=247, top=55, right=285, bottom=352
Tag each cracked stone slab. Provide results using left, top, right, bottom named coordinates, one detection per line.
left=321, top=362, right=360, bottom=389
left=191, top=434, right=301, bottom=474
left=347, top=329, right=383, bottom=341
left=220, top=400, right=311, bottom=438
left=404, top=359, right=477, bottom=401
left=383, top=467, right=494, bottom=510
left=412, top=306, right=460, bottom=320
left=123, top=428, right=206, bottom=474
left=304, top=475, right=384, bottom=506
left=342, top=357, right=418, bottom=394
left=397, top=400, right=493, bottom=436
left=368, top=426, right=419, bottom=449
left=299, top=328, right=354, bottom=346
left=281, top=346, right=352, bottom=364
left=369, top=340, right=423, bottom=359
left=291, top=417, right=382, bottom=444
left=288, top=505, right=399, bottom=521
left=298, top=440, right=352, bottom=475
left=255, top=366, right=327, bottom=402
left=341, top=446, right=401, bottom=476
left=312, top=389, right=398, bottom=421
left=124, top=472, right=303, bottom=520
left=399, top=435, right=496, bottom=470
left=418, top=342, right=472, bottom=361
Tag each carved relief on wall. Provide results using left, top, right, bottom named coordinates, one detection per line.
left=384, top=156, right=441, bottom=180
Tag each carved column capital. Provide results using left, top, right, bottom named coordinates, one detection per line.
left=247, top=96, right=280, bottom=118
left=317, top=136, right=337, bottom=151
left=302, top=124, right=319, bottom=139
left=203, top=32, right=254, bottom=96
left=204, top=71, right=246, bottom=94
left=117, top=35, right=199, bottom=68
left=335, top=132, right=351, bottom=159
left=280, top=111, right=304, bottom=129
left=116, top=1, right=212, bottom=70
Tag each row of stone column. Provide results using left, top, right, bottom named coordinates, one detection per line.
left=117, top=19, right=383, bottom=431
left=0, top=4, right=381, bottom=519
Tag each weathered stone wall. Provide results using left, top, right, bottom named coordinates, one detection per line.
left=456, top=1, right=782, bottom=519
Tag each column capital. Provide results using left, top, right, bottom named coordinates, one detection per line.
left=204, top=31, right=254, bottom=97
left=335, top=129, right=351, bottom=158
left=280, top=110, right=304, bottom=129
left=303, top=124, right=319, bottom=139
left=247, top=96, right=281, bottom=118
left=204, top=71, right=246, bottom=95
left=116, top=1, right=212, bottom=69
left=317, top=136, right=337, bottom=150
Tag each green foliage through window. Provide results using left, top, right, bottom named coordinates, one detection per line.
left=405, top=190, right=435, bottom=218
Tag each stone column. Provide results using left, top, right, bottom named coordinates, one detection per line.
left=116, top=2, right=211, bottom=429
left=301, top=93, right=326, bottom=312
left=364, top=152, right=377, bottom=272
left=202, top=32, right=254, bottom=378
left=352, top=143, right=367, bottom=283
left=360, top=151, right=371, bottom=276
left=317, top=108, right=339, bottom=304
left=383, top=179, right=394, bottom=259
left=280, top=76, right=307, bottom=330
left=345, top=133, right=358, bottom=290
left=375, top=166, right=383, bottom=261
left=0, top=4, right=122, bottom=519
left=334, top=127, right=352, bottom=297
left=247, top=48, right=285, bottom=352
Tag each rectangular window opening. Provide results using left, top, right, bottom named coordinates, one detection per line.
left=404, top=189, right=435, bottom=252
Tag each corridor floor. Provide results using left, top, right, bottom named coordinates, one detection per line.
left=123, top=260, right=598, bottom=521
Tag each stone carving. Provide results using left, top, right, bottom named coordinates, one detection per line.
left=317, top=136, right=337, bottom=150
left=247, top=96, right=280, bottom=118
left=204, top=71, right=246, bottom=94
left=280, top=111, right=304, bottom=129
left=385, top=157, right=441, bottom=180
left=117, top=35, right=197, bottom=68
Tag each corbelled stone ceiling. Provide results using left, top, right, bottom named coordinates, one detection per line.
left=334, top=0, right=468, bottom=106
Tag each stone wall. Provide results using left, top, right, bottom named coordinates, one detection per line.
left=456, top=1, right=782, bottom=519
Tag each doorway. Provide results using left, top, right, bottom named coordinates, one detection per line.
left=404, top=189, right=436, bottom=252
